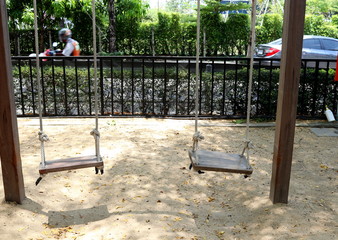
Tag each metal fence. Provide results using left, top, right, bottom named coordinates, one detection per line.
left=11, top=56, right=337, bottom=119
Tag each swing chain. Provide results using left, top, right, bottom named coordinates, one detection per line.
left=38, top=131, right=49, bottom=142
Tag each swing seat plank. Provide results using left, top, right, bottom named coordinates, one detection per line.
left=39, top=155, right=103, bottom=174
left=189, top=150, right=253, bottom=174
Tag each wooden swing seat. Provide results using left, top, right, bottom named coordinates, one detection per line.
left=39, top=155, right=104, bottom=175
left=188, top=150, right=253, bottom=174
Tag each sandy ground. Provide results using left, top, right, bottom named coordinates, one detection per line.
left=0, top=118, right=337, bottom=240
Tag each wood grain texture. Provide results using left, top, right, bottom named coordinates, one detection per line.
left=189, top=150, right=253, bottom=174
left=39, top=156, right=104, bottom=174
left=270, top=0, right=306, bottom=204
left=0, top=0, right=25, bottom=203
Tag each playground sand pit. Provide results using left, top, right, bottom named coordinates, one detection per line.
left=0, top=118, right=337, bottom=240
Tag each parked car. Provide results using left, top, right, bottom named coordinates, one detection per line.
left=255, top=35, right=338, bottom=60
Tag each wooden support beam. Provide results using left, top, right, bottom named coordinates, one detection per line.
left=270, top=0, right=306, bottom=204
left=0, top=0, right=25, bottom=203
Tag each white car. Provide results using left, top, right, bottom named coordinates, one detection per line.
left=255, top=35, right=338, bottom=60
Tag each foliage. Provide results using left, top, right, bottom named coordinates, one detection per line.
left=306, top=0, right=338, bottom=18
left=156, top=12, right=172, bottom=55
left=7, top=0, right=108, bottom=53
left=7, top=0, right=35, bottom=30
left=200, top=9, right=223, bottom=56
left=332, top=15, right=338, bottom=27
left=115, top=0, right=149, bottom=54
left=201, top=0, right=249, bottom=13
left=223, top=14, right=250, bottom=56
left=53, top=0, right=108, bottom=54
left=200, top=0, right=250, bottom=56
left=166, top=0, right=196, bottom=14
left=304, top=15, right=338, bottom=39
left=304, top=15, right=325, bottom=36
left=6, top=0, right=338, bottom=56
left=318, top=24, right=338, bottom=39
left=303, top=0, right=338, bottom=40
left=256, top=14, right=283, bottom=44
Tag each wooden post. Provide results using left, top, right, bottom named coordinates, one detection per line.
left=270, top=0, right=306, bottom=204
left=0, top=0, right=25, bottom=203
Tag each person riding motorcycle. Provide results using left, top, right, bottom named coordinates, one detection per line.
left=45, top=28, right=80, bottom=56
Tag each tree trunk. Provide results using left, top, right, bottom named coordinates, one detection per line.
left=37, top=3, right=45, bottom=52
left=129, top=38, right=133, bottom=54
left=17, top=33, right=20, bottom=56
left=98, top=31, right=102, bottom=53
left=108, top=0, right=116, bottom=53
left=38, top=28, right=44, bottom=52
left=48, top=30, right=52, bottom=48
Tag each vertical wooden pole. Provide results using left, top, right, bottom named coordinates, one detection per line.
left=0, top=0, right=25, bottom=203
left=270, top=0, right=306, bottom=204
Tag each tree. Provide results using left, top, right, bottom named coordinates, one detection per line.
left=201, top=0, right=249, bottom=13
left=6, top=0, right=32, bottom=55
left=166, top=0, right=196, bottom=14
left=200, top=0, right=250, bottom=55
left=306, top=0, right=338, bottom=18
left=156, top=12, right=171, bottom=54
left=37, top=1, right=63, bottom=51
left=6, top=0, right=32, bottom=31
left=107, top=0, right=116, bottom=52
left=7, top=0, right=60, bottom=52
left=115, top=0, right=149, bottom=53
left=224, top=14, right=250, bottom=55
left=53, top=0, right=108, bottom=54
left=256, top=14, right=282, bottom=44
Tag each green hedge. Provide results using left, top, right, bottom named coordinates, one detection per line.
left=10, top=11, right=338, bottom=56
left=256, top=14, right=283, bottom=44
left=304, top=15, right=338, bottom=39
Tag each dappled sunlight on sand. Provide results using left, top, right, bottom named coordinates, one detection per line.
left=1, top=118, right=337, bottom=240
left=244, top=196, right=271, bottom=210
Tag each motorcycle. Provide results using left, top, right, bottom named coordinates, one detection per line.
left=29, top=42, right=62, bottom=60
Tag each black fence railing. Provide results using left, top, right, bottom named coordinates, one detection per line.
left=11, top=56, right=337, bottom=119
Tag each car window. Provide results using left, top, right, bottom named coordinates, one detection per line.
left=303, top=39, right=322, bottom=49
left=321, top=39, right=338, bottom=51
